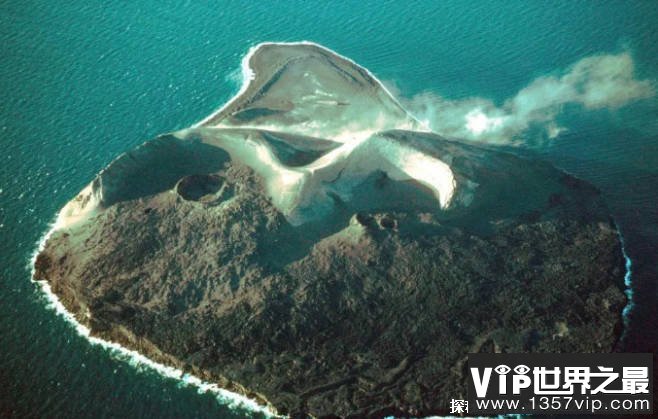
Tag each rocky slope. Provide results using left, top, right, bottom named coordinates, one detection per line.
left=34, top=42, right=626, bottom=417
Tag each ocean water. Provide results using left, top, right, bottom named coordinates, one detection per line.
left=1, top=1, right=658, bottom=417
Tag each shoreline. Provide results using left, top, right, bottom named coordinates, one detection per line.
left=192, top=40, right=428, bottom=130
left=29, top=213, right=634, bottom=418
left=29, top=220, right=281, bottom=418
left=616, top=225, right=634, bottom=340
left=25, top=42, right=435, bottom=417
left=28, top=40, right=635, bottom=417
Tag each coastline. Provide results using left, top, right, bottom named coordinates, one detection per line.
left=616, top=225, right=635, bottom=338
left=25, top=42, right=433, bottom=417
left=29, top=196, right=634, bottom=418
left=192, top=40, right=428, bottom=130
left=30, top=220, right=281, bottom=418
left=27, top=40, right=635, bottom=417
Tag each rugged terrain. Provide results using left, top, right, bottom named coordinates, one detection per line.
left=34, top=42, right=626, bottom=417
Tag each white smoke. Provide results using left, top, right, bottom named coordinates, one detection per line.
left=400, top=51, right=655, bottom=145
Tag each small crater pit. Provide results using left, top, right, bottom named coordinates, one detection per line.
left=378, top=214, right=397, bottom=230
left=176, top=174, right=234, bottom=204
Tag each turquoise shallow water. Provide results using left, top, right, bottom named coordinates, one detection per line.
left=1, top=1, right=658, bottom=417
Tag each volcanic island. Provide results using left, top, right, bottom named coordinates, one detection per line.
left=33, top=42, right=627, bottom=417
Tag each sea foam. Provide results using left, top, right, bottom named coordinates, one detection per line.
left=616, top=225, right=634, bottom=335
left=30, top=221, right=280, bottom=418
left=29, top=40, right=635, bottom=418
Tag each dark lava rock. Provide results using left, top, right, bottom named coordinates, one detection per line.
left=34, top=43, right=627, bottom=418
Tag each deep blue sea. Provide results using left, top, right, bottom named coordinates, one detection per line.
left=1, top=1, right=657, bottom=417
